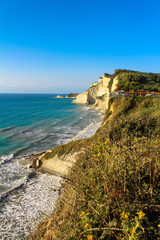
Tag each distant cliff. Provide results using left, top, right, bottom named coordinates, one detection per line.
left=73, top=73, right=118, bottom=112
left=31, top=69, right=160, bottom=240
left=65, top=93, right=78, bottom=98
left=73, top=69, right=160, bottom=112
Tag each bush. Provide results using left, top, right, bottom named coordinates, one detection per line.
left=115, top=70, right=160, bottom=92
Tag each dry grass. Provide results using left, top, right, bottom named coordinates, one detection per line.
left=30, top=97, right=160, bottom=240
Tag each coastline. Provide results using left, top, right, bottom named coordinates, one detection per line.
left=0, top=107, right=104, bottom=240
left=30, top=95, right=160, bottom=240
left=1, top=71, right=159, bottom=239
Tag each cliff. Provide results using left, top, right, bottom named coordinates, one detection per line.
left=73, top=74, right=118, bottom=112
left=73, top=69, right=160, bottom=112
left=31, top=69, right=160, bottom=240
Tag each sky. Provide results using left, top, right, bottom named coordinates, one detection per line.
left=0, top=0, right=160, bottom=93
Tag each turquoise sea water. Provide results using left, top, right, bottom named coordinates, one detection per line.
left=0, top=93, right=103, bottom=239
left=0, top=94, right=102, bottom=157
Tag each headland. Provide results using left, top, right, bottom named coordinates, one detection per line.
left=31, top=69, right=160, bottom=240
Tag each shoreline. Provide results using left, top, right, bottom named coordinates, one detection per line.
left=0, top=107, right=104, bottom=240
left=0, top=106, right=103, bottom=197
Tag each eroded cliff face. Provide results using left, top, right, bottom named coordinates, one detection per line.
left=72, top=91, right=88, bottom=104
left=41, top=152, right=80, bottom=177
left=73, top=74, right=118, bottom=112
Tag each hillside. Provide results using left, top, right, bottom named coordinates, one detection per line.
left=31, top=96, right=160, bottom=240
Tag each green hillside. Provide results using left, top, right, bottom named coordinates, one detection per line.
left=31, top=96, right=160, bottom=240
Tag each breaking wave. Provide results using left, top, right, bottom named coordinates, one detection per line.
left=0, top=154, right=14, bottom=165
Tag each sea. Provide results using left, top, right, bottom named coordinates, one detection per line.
left=0, top=93, right=103, bottom=240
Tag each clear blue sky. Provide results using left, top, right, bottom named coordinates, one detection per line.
left=0, top=0, right=160, bottom=93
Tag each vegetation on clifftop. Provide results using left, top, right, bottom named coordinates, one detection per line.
left=115, top=69, right=160, bottom=92
left=31, top=96, right=160, bottom=240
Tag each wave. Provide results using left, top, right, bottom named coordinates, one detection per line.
left=0, top=175, right=29, bottom=199
left=0, top=156, right=35, bottom=199
left=71, top=121, right=94, bottom=141
left=19, top=129, right=47, bottom=138
left=14, top=119, right=101, bottom=157
left=0, top=126, right=15, bottom=132
left=14, top=146, right=32, bottom=157
left=0, top=173, right=61, bottom=239
left=0, top=103, right=103, bottom=160
left=0, top=154, right=14, bottom=165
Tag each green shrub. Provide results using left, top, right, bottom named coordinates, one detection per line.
left=116, top=71, right=160, bottom=92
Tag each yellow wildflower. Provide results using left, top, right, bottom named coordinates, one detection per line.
left=125, top=214, right=128, bottom=219
left=86, top=213, right=89, bottom=216
left=88, top=235, right=93, bottom=240
left=84, top=224, right=89, bottom=228
left=121, top=222, right=124, bottom=225
left=131, top=229, right=136, bottom=234
left=135, top=216, right=138, bottom=220
left=158, top=224, right=160, bottom=228
left=139, top=211, right=145, bottom=217
left=80, top=211, right=85, bottom=217
left=120, top=211, right=124, bottom=216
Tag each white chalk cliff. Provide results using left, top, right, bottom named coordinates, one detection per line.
left=73, top=74, right=118, bottom=112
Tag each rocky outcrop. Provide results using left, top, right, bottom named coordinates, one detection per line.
left=40, top=152, right=81, bottom=177
left=90, top=82, right=99, bottom=87
left=73, top=74, right=118, bottom=112
left=56, top=95, right=64, bottom=98
left=72, top=91, right=88, bottom=104
left=65, top=93, right=78, bottom=98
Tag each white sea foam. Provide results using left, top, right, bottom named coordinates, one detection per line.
left=71, top=121, right=94, bottom=141
left=0, top=173, right=62, bottom=240
left=0, top=158, right=31, bottom=198
left=71, top=114, right=103, bottom=141
left=0, top=154, right=14, bottom=165
left=55, top=111, right=103, bottom=145
left=0, top=103, right=103, bottom=239
left=19, top=129, right=47, bottom=137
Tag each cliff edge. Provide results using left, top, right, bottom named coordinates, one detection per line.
left=31, top=96, right=160, bottom=240
left=73, top=73, right=118, bottom=112
left=73, top=69, right=160, bottom=112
